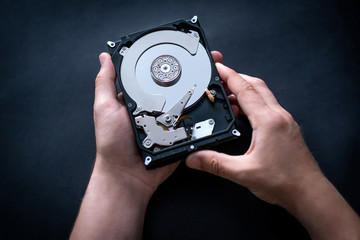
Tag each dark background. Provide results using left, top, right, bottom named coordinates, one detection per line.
left=1, top=0, right=359, bottom=239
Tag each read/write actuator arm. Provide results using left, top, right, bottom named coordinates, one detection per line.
left=134, top=85, right=196, bottom=149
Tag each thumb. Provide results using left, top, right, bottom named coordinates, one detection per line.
left=186, top=150, right=239, bottom=178
left=95, top=53, right=117, bottom=103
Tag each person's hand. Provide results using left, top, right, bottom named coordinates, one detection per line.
left=185, top=61, right=360, bottom=239
left=73, top=52, right=186, bottom=240
left=186, top=62, right=322, bottom=207
left=93, top=52, right=179, bottom=196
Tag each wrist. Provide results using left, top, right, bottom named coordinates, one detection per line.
left=280, top=170, right=327, bottom=212
left=279, top=171, right=360, bottom=239
left=71, top=157, right=152, bottom=240
left=92, top=154, right=154, bottom=202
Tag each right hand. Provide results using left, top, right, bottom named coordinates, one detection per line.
left=186, top=62, right=323, bottom=208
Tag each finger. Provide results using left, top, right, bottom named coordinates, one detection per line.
left=117, top=92, right=125, bottom=106
left=221, top=80, right=232, bottom=96
left=95, top=53, right=117, bottom=104
left=186, top=150, right=246, bottom=182
left=228, top=94, right=240, bottom=108
left=216, top=63, right=270, bottom=126
left=239, top=74, right=292, bottom=118
left=211, top=51, right=223, bottom=63
left=228, top=94, right=243, bottom=115
left=239, top=74, right=280, bottom=109
left=231, top=105, right=240, bottom=117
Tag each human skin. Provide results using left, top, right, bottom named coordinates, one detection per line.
left=186, top=62, right=360, bottom=240
left=71, top=51, right=360, bottom=240
left=70, top=52, right=178, bottom=240
left=70, top=51, right=224, bottom=240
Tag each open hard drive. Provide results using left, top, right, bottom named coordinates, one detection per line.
left=107, top=16, right=240, bottom=169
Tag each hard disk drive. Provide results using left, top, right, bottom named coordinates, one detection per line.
left=107, top=16, right=240, bottom=169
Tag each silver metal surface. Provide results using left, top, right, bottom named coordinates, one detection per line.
left=119, top=46, right=129, bottom=56
left=144, top=156, right=152, bottom=165
left=153, top=147, right=161, bottom=152
left=156, top=85, right=195, bottom=127
left=134, top=36, right=210, bottom=114
left=107, top=41, right=115, bottom=48
left=191, top=119, right=216, bottom=140
left=188, top=30, right=199, bottom=40
left=232, top=129, right=241, bottom=137
left=120, top=30, right=210, bottom=115
left=150, top=55, right=181, bottom=86
left=191, top=15, right=198, bottom=23
left=135, top=115, right=188, bottom=148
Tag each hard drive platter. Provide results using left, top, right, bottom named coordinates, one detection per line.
left=107, top=16, right=241, bottom=169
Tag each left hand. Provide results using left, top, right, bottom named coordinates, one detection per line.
left=71, top=52, right=183, bottom=240
left=93, top=52, right=178, bottom=196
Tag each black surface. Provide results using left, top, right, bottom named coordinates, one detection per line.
left=1, top=0, right=359, bottom=239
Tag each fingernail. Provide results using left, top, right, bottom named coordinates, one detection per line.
left=99, top=53, right=106, bottom=66
left=186, top=154, right=200, bottom=169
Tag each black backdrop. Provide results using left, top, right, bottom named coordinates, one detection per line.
left=1, top=0, right=359, bottom=239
